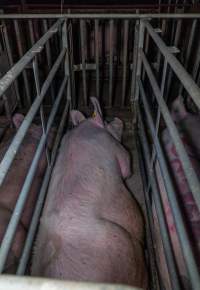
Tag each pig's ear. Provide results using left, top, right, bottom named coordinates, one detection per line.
left=90, top=97, right=104, bottom=128
left=12, top=113, right=24, bottom=129
left=90, top=97, right=103, bottom=117
left=70, top=110, right=85, bottom=126
left=107, top=118, right=123, bottom=141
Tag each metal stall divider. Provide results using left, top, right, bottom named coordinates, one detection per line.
left=135, top=19, right=200, bottom=290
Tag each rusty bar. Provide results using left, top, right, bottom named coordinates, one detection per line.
left=109, top=19, right=114, bottom=107
left=95, top=19, right=100, bottom=99
left=80, top=19, right=87, bottom=105
left=13, top=19, right=32, bottom=107
left=121, top=19, right=129, bottom=107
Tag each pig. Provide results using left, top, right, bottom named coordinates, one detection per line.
left=153, top=95, right=200, bottom=290
left=31, top=98, right=147, bottom=288
left=0, top=113, right=54, bottom=273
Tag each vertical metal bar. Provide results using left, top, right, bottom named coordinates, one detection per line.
left=179, top=19, right=197, bottom=95
left=14, top=19, right=31, bottom=107
left=135, top=20, right=145, bottom=102
left=148, top=58, right=168, bottom=177
left=62, top=20, right=72, bottom=106
left=121, top=20, right=129, bottom=107
left=28, top=19, right=34, bottom=45
left=130, top=19, right=139, bottom=104
left=2, top=21, right=21, bottom=107
left=32, top=57, right=50, bottom=166
left=2, top=94, right=12, bottom=125
left=165, top=18, right=182, bottom=101
left=80, top=19, right=87, bottom=106
left=109, top=19, right=114, bottom=107
left=95, top=19, right=100, bottom=99
left=43, top=19, right=55, bottom=102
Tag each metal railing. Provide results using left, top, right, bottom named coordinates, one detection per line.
left=0, top=13, right=199, bottom=290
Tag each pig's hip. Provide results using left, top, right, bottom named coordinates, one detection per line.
left=32, top=217, right=146, bottom=287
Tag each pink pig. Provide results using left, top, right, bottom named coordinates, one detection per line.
left=31, top=98, right=147, bottom=288
left=153, top=96, right=200, bottom=289
left=0, top=113, right=54, bottom=273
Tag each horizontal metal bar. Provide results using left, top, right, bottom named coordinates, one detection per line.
left=138, top=78, right=200, bottom=288
left=143, top=20, right=200, bottom=111
left=141, top=50, right=200, bottom=212
left=73, top=63, right=96, bottom=71
left=1, top=14, right=200, bottom=19
left=0, top=19, right=62, bottom=99
left=0, top=48, right=66, bottom=187
left=0, top=73, right=68, bottom=273
left=137, top=106, right=181, bottom=290
left=17, top=77, right=69, bottom=275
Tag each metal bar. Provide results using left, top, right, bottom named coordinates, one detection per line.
left=17, top=77, right=69, bottom=275
left=165, top=18, right=182, bottom=102
left=1, top=14, right=200, bottom=19
left=0, top=48, right=66, bottom=188
left=62, top=21, right=72, bottom=105
left=121, top=20, right=129, bottom=106
left=13, top=19, right=32, bottom=107
left=148, top=58, right=168, bottom=185
left=130, top=20, right=139, bottom=104
left=135, top=21, right=145, bottom=102
left=80, top=19, right=87, bottom=106
left=95, top=19, right=100, bottom=99
left=28, top=19, right=35, bottom=45
left=32, top=57, right=50, bottom=166
left=136, top=139, right=161, bottom=290
left=138, top=77, right=200, bottom=288
left=0, top=19, right=62, bottom=99
left=137, top=106, right=181, bottom=290
left=2, top=21, right=21, bottom=107
left=143, top=20, right=200, bottom=112
left=109, top=19, right=114, bottom=107
left=141, top=49, right=200, bottom=212
left=179, top=19, right=197, bottom=95
left=43, top=19, right=55, bottom=102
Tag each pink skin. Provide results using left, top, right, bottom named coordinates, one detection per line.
left=0, top=114, right=54, bottom=273
left=31, top=98, right=147, bottom=288
left=154, top=96, right=200, bottom=289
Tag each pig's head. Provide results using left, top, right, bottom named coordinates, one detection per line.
left=70, top=97, right=123, bottom=142
left=171, top=96, right=188, bottom=123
